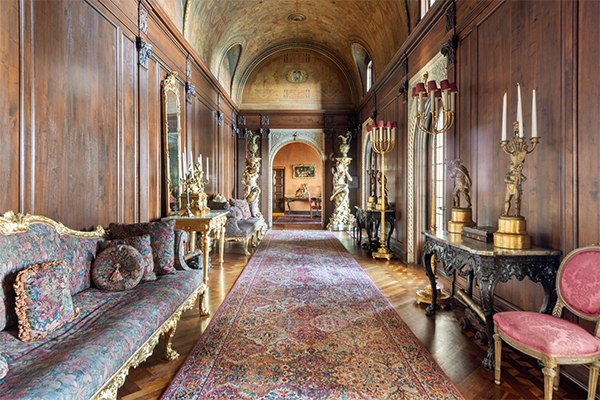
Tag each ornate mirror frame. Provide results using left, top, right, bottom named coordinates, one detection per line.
left=163, top=72, right=182, bottom=216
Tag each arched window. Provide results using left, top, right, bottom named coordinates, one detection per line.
left=218, top=44, right=242, bottom=95
left=366, top=59, right=373, bottom=92
left=432, top=108, right=445, bottom=230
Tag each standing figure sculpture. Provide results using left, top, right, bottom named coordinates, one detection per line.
left=377, top=171, right=388, bottom=199
left=328, top=156, right=356, bottom=230
left=368, top=165, right=378, bottom=198
left=447, top=159, right=472, bottom=208
left=242, top=157, right=262, bottom=218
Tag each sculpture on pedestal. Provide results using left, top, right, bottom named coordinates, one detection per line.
left=446, top=159, right=475, bottom=233
left=242, top=131, right=262, bottom=218
left=328, top=132, right=356, bottom=231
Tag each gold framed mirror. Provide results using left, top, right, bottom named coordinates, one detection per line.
left=163, top=72, right=182, bottom=215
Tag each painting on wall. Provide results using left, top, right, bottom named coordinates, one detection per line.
left=293, top=165, right=316, bottom=179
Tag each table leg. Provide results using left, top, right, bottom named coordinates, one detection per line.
left=189, top=231, right=197, bottom=253
left=286, top=199, right=291, bottom=214
left=202, top=232, right=211, bottom=284
left=423, top=251, right=438, bottom=316
left=219, top=225, right=225, bottom=264
left=478, top=275, right=497, bottom=370
left=539, top=274, right=558, bottom=314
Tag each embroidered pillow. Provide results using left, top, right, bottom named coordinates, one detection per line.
left=0, top=353, right=7, bottom=381
left=229, top=199, right=252, bottom=219
left=108, top=220, right=176, bottom=274
left=100, top=235, right=156, bottom=281
left=14, top=260, right=80, bottom=342
left=92, top=245, right=144, bottom=291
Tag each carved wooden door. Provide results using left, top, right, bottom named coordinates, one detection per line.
left=272, top=167, right=285, bottom=213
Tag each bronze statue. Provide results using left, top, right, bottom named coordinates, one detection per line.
left=368, top=165, right=378, bottom=197
left=500, top=122, right=537, bottom=218
left=339, top=131, right=352, bottom=157
left=447, top=159, right=472, bottom=209
left=377, top=171, right=388, bottom=198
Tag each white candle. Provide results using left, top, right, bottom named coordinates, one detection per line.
left=199, top=154, right=203, bottom=171
left=531, top=89, right=538, bottom=138
left=502, top=92, right=507, bottom=141
left=450, top=92, right=455, bottom=112
left=206, top=157, right=209, bottom=178
left=182, top=150, right=187, bottom=175
left=418, top=93, right=423, bottom=113
left=517, top=83, right=524, bottom=137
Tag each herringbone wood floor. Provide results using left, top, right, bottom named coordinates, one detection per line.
left=117, top=225, right=588, bottom=400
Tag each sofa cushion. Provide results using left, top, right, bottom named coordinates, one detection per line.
left=238, top=218, right=263, bottom=234
left=0, top=270, right=203, bottom=399
left=92, top=245, right=144, bottom=291
left=109, top=220, right=176, bottom=275
left=14, top=260, right=80, bottom=342
left=0, top=353, right=7, bottom=381
left=100, top=235, right=156, bottom=282
left=229, top=199, right=252, bottom=219
left=0, top=223, right=102, bottom=330
left=209, top=199, right=231, bottom=211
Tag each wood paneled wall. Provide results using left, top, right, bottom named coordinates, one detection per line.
left=0, top=0, right=237, bottom=230
left=358, top=0, right=600, bottom=391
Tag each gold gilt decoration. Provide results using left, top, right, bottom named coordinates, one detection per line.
left=91, top=284, right=206, bottom=400
left=0, top=211, right=105, bottom=237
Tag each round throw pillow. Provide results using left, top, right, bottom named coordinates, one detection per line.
left=92, top=245, right=144, bottom=291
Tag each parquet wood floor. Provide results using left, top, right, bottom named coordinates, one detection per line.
left=117, top=225, right=588, bottom=400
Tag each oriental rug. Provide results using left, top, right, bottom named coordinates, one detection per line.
left=273, top=214, right=321, bottom=225
left=162, top=230, right=464, bottom=400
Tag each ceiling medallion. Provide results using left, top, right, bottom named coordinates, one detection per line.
left=287, top=13, right=306, bottom=22
left=286, top=69, right=308, bottom=84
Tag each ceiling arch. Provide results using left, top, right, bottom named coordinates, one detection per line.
left=184, top=0, right=415, bottom=107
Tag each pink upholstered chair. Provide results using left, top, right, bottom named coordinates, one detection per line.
left=493, top=244, right=600, bottom=400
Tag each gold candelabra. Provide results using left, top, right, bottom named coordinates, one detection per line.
left=181, top=161, right=210, bottom=217
left=412, top=78, right=457, bottom=307
left=493, top=83, right=539, bottom=249
left=413, top=79, right=457, bottom=232
left=369, top=121, right=396, bottom=260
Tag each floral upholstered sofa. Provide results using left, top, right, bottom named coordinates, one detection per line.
left=209, top=196, right=266, bottom=255
left=0, top=211, right=207, bottom=399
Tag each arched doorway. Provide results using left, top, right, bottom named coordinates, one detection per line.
left=268, top=129, right=326, bottom=228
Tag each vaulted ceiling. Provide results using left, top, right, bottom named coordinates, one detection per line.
left=163, top=0, right=419, bottom=106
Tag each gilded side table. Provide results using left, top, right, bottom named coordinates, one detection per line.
left=421, top=230, right=560, bottom=369
left=163, top=211, right=228, bottom=315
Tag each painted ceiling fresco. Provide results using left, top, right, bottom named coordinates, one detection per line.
left=155, top=0, right=185, bottom=32
left=181, top=0, right=417, bottom=105
left=241, top=49, right=354, bottom=110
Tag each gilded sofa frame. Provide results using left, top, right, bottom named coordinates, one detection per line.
left=0, top=211, right=206, bottom=400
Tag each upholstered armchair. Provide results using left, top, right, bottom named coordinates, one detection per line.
left=493, top=244, right=600, bottom=400
left=307, top=189, right=321, bottom=218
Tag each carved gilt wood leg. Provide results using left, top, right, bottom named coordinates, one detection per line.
left=199, top=287, right=210, bottom=316
left=553, top=364, right=560, bottom=391
left=163, top=323, right=180, bottom=361
left=493, top=326, right=502, bottom=385
left=243, top=238, right=251, bottom=256
left=202, top=233, right=211, bottom=284
left=219, top=225, right=225, bottom=264
left=541, top=356, right=557, bottom=400
left=588, top=362, right=600, bottom=400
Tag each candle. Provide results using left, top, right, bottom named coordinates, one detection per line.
left=199, top=154, right=203, bottom=171
left=502, top=92, right=507, bottom=141
left=182, top=149, right=187, bottom=175
left=531, top=89, right=538, bottom=138
left=517, top=83, right=524, bottom=137
left=206, top=157, right=209, bottom=178
left=418, top=92, right=423, bottom=113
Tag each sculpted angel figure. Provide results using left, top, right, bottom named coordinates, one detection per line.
left=242, top=158, right=261, bottom=215
left=330, top=158, right=352, bottom=206
left=447, top=159, right=472, bottom=209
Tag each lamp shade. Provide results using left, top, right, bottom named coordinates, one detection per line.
left=411, top=86, right=417, bottom=98
left=449, top=82, right=458, bottom=93
left=377, top=120, right=385, bottom=127
left=433, top=89, right=442, bottom=98
left=415, top=82, right=427, bottom=94
left=427, top=80, right=439, bottom=92
left=440, top=79, right=451, bottom=92
left=391, top=122, right=397, bottom=128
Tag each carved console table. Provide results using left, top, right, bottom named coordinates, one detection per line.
left=355, top=207, right=395, bottom=252
left=422, top=230, right=560, bottom=369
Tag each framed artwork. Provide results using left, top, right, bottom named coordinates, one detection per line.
left=293, top=164, right=316, bottom=179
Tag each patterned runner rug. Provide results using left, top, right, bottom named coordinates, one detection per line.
left=273, top=214, right=321, bottom=225
left=162, top=230, right=463, bottom=399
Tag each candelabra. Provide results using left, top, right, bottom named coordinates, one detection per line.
left=181, top=161, right=210, bottom=217
left=369, top=121, right=396, bottom=260
left=493, top=83, right=539, bottom=249
left=412, top=78, right=457, bottom=307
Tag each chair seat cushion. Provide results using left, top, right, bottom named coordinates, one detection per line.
left=494, top=311, right=600, bottom=358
